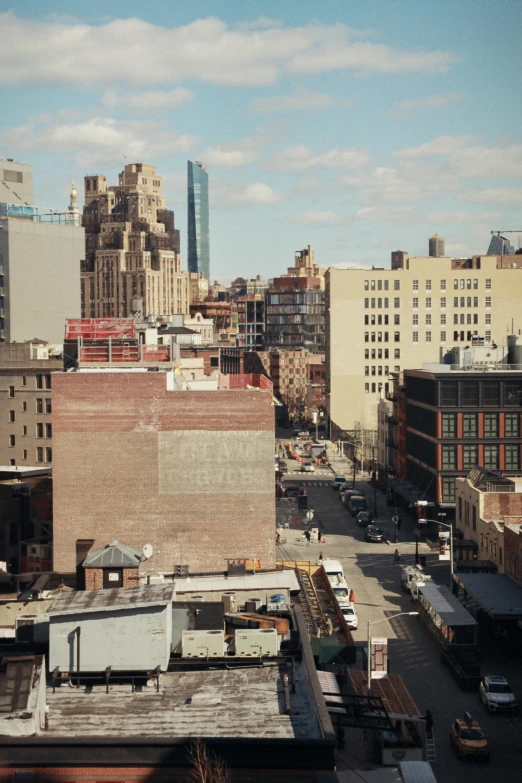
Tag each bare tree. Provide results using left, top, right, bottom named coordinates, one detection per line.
left=188, top=738, right=231, bottom=783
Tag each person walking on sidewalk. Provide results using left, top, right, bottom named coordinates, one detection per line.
left=304, top=529, right=311, bottom=546
left=394, top=548, right=401, bottom=562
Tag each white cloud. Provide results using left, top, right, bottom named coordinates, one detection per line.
left=203, top=132, right=270, bottom=169
left=0, top=11, right=459, bottom=87
left=271, top=144, right=370, bottom=172
left=285, top=211, right=344, bottom=224
left=389, top=91, right=465, bottom=118
left=0, top=116, right=199, bottom=167
left=394, top=135, right=476, bottom=160
left=212, top=181, right=282, bottom=208
left=458, top=188, right=522, bottom=204
left=101, top=88, right=194, bottom=113
left=250, top=90, right=341, bottom=114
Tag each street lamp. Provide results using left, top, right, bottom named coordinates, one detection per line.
left=367, top=612, right=419, bottom=692
left=424, top=518, right=453, bottom=590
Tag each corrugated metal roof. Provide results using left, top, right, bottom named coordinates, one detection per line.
left=48, top=584, right=174, bottom=616
left=418, top=583, right=477, bottom=626
left=172, top=570, right=300, bottom=594
left=83, top=540, right=141, bottom=568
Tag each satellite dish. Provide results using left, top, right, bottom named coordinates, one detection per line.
left=142, top=543, right=153, bottom=560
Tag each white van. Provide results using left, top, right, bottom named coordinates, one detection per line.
left=321, top=559, right=345, bottom=584
left=331, top=579, right=350, bottom=603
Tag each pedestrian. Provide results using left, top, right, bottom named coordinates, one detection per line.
left=304, top=529, right=311, bottom=546
left=349, top=588, right=356, bottom=604
left=276, top=531, right=281, bottom=546
left=424, top=709, right=433, bottom=739
left=394, top=548, right=400, bottom=562
left=317, top=527, right=323, bottom=543
left=396, top=516, right=402, bottom=531
left=318, top=551, right=324, bottom=561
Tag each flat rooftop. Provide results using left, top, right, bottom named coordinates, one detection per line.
left=454, top=573, right=522, bottom=620
left=46, top=663, right=321, bottom=739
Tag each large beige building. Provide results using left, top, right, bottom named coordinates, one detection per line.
left=81, top=163, right=189, bottom=319
left=326, top=254, right=522, bottom=438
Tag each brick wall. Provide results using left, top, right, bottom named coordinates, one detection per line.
left=84, top=568, right=140, bottom=590
left=483, top=491, right=522, bottom=520
left=52, top=373, right=276, bottom=574
left=505, top=525, right=522, bottom=586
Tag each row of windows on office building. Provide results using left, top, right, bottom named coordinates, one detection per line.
left=365, top=296, right=492, bottom=309
left=365, top=382, right=390, bottom=395
left=364, top=332, right=401, bottom=343
left=412, top=330, right=492, bottom=343
left=364, top=278, right=492, bottom=292
left=440, top=382, right=522, bottom=407
left=441, top=412, right=520, bottom=438
left=441, top=443, right=520, bottom=470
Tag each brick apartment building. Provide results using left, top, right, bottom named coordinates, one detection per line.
left=52, top=371, right=275, bottom=575
left=505, top=523, right=522, bottom=586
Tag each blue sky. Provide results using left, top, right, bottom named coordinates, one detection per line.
left=1, top=1, right=521, bottom=281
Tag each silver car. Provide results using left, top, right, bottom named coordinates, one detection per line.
left=479, top=675, right=518, bottom=713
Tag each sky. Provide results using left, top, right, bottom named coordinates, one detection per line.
left=1, top=0, right=522, bottom=282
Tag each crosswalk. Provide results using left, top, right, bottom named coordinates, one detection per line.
left=284, top=477, right=333, bottom=486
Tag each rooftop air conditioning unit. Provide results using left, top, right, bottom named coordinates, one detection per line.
left=234, top=628, right=279, bottom=657
left=147, top=574, right=164, bottom=585
left=182, top=630, right=225, bottom=658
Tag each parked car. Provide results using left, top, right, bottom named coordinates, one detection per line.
left=301, top=460, right=315, bottom=473
left=365, top=525, right=384, bottom=543
left=450, top=713, right=490, bottom=761
left=277, top=459, right=288, bottom=474
left=349, top=495, right=367, bottom=516
left=342, top=489, right=360, bottom=507
left=340, top=602, right=358, bottom=630
left=331, top=476, right=346, bottom=490
left=338, top=481, right=351, bottom=493
left=356, top=511, right=372, bottom=527
left=284, top=487, right=300, bottom=499
left=479, top=676, right=518, bottom=713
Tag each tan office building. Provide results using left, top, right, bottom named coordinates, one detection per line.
left=326, top=254, right=522, bottom=438
left=81, top=163, right=189, bottom=319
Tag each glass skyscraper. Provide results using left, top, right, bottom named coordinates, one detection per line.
left=187, top=160, right=210, bottom=280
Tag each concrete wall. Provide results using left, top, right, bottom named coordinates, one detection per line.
left=0, top=161, right=33, bottom=206
left=52, top=373, right=276, bottom=574
left=1, top=219, right=83, bottom=344
left=49, top=605, right=171, bottom=672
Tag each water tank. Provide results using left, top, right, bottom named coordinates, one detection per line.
left=130, top=296, right=143, bottom=314
left=222, top=591, right=237, bottom=613
left=507, top=335, right=522, bottom=367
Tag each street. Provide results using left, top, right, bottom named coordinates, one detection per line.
left=276, top=438, right=522, bottom=782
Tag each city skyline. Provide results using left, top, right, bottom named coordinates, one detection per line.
left=0, top=1, right=521, bottom=281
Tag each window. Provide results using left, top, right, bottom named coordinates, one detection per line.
left=394, top=280, right=400, bottom=290
left=22, top=376, right=27, bottom=386
left=36, top=375, right=43, bottom=389
left=394, top=349, right=400, bottom=359
left=441, top=331, right=446, bottom=342
left=467, top=297, right=471, bottom=307
left=36, top=423, right=44, bottom=438
left=458, top=497, right=463, bottom=521
left=473, top=279, right=478, bottom=289
left=22, top=402, right=27, bottom=412
left=460, top=297, right=465, bottom=307
left=426, top=279, right=432, bottom=291
left=364, top=280, right=369, bottom=290
left=9, top=435, right=15, bottom=447
left=378, top=366, right=383, bottom=376
left=384, top=280, right=389, bottom=290
left=36, top=398, right=43, bottom=414
left=483, top=383, right=499, bottom=406
left=460, top=279, right=465, bottom=290
left=472, top=506, right=476, bottom=531
left=485, top=296, right=491, bottom=308
left=426, top=314, right=432, bottom=325
left=365, top=383, right=369, bottom=393
left=440, top=314, right=446, bottom=325
left=365, top=298, right=369, bottom=308
left=371, top=332, right=376, bottom=342
left=454, top=297, right=458, bottom=307
left=8, top=386, right=14, bottom=398
left=394, top=297, right=400, bottom=308
left=412, top=331, right=419, bottom=343
left=45, top=423, right=52, bottom=438
left=485, top=278, right=491, bottom=290
left=394, top=332, right=400, bottom=342
left=365, top=332, right=369, bottom=342
left=23, top=426, right=27, bottom=436
left=440, top=280, right=446, bottom=291
left=485, top=313, right=491, bottom=325
left=413, top=280, right=419, bottom=290
left=365, top=367, right=369, bottom=376
left=371, top=366, right=376, bottom=376
left=371, top=280, right=376, bottom=290
left=378, top=298, right=382, bottom=308
left=462, top=383, right=479, bottom=406
left=460, top=314, right=465, bottom=324
left=442, top=445, right=456, bottom=469
left=484, top=445, right=499, bottom=469
left=378, top=332, right=382, bottom=342
left=394, top=314, right=400, bottom=325
left=8, top=410, right=15, bottom=422
left=485, top=331, right=491, bottom=342
left=371, top=349, right=376, bottom=359
left=484, top=413, right=498, bottom=438
left=384, top=315, right=389, bottom=325
left=463, top=445, right=478, bottom=469
left=467, top=314, right=472, bottom=324
left=371, top=298, right=375, bottom=308
left=394, top=365, right=400, bottom=371
left=473, top=314, right=478, bottom=324
left=473, top=297, right=478, bottom=307
left=36, top=447, right=44, bottom=463
left=413, top=314, right=419, bottom=325
left=454, top=331, right=459, bottom=341
left=384, top=349, right=389, bottom=358
left=453, top=314, right=459, bottom=325
left=412, top=297, right=419, bottom=309
left=454, top=279, right=459, bottom=289
left=505, top=444, right=519, bottom=470
left=384, top=365, right=389, bottom=374
left=426, top=331, right=432, bottom=342
left=426, top=297, right=432, bottom=309
left=440, top=297, right=446, bottom=308
left=378, top=280, right=382, bottom=290
left=364, top=349, right=369, bottom=359
left=46, top=448, right=52, bottom=463
left=463, top=413, right=477, bottom=438
left=365, top=315, right=369, bottom=325
left=384, top=298, right=389, bottom=308
left=384, top=332, right=389, bottom=342
left=505, top=413, right=519, bottom=438
left=23, top=450, right=27, bottom=461
left=372, top=383, right=376, bottom=393
left=377, top=315, right=381, bottom=325
left=441, top=384, right=457, bottom=406
left=442, top=478, right=456, bottom=502
left=466, top=279, right=471, bottom=289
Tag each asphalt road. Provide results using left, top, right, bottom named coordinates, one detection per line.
left=277, top=448, right=522, bottom=782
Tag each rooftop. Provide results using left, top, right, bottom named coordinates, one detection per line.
left=172, top=570, right=300, bottom=594
left=347, top=671, right=420, bottom=717
left=418, top=583, right=477, bottom=626
left=454, top=573, right=522, bottom=620
left=46, top=663, right=321, bottom=739
left=465, top=467, right=521, bottom=493
left=48, top=584, right=174, bottom=616
left=83, top=540, right=142, bottom=569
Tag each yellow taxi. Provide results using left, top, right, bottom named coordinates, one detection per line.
left=450, top=712, right=490, bottom=761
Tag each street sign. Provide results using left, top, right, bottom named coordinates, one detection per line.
left=306, top=510, right=315, bottom=521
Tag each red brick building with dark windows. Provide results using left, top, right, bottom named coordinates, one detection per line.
left=52, top=371, right=276, bottom=576
left=395, top=368, right=522, bottom=519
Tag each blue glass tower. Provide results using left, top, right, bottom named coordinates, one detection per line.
left=187, top=160, right=210, bottom=279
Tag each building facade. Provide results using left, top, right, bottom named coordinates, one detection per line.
left=237, top=296, right=265, bottom=350
left=188, top=271, right=209, bottom=304
left=187, top=160, right=210, bottom=280
left=52, top=371, right=275, bottom=575
left=0, top=341, right=62, bottom=467
left=326, top=254, right=522, bottom=438
left=377, top=396, right=394, bottom=479
left=505, top=523, right=522, bottom=586
left=0, top=158, right=33, bottom=206
left=80, top=163, right=188, bottom=320
left=183, top=312, right=214, bottom=344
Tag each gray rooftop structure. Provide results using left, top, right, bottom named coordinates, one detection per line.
left=454, top=573, right=522, bottom=620
left=83, top=540, right=142, bottom=569
left=49, top=584, right=174, bottom=616
left=418, top=583, right=477, bottom=626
